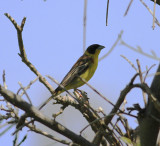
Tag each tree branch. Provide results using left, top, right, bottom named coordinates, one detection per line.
left=4, top=13, right=55, bottom=94
left=150, top=0, right=160, bottom=5
left=104, top=73, right=139, bottom=126
left=0, top=85, right=94, bottom=146
left=138, top=64, right=160, bottom=146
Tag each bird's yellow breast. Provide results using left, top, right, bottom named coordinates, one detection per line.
left=81, top=57, right=98, bottom=81
left=65, top=54, right=98, bottom=90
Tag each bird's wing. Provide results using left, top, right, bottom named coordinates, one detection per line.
left=60, top=54, right=92, bottom=88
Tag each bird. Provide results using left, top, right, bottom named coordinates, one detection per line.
left=39, top=44, right=105, bottom=110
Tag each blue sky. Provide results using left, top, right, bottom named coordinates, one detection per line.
left=0, top=0, right=160, bottom=145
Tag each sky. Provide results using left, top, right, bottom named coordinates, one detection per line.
left=0, top=0, right=160, bottom=145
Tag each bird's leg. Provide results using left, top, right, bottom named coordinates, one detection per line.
left=74, top=89, right=89, bottom=105
left=74, top=89, right=83, bottom=97
left=74, top=89, right=88, bottom=98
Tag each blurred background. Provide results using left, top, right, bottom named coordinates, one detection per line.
left=0, top=0, right=160, bottom=145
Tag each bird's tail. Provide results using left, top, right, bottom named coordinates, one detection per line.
left=38, top=96, right=53, bottom=110
left=38, top=87, right=63, bottom=110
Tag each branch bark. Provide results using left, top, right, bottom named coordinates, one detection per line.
left=0, top=85, right=94, bottom=146
left=138, top=64, right=160, bottom=146
left=151, top=0, right=160, bottom=5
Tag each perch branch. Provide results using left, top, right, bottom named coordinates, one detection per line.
left=0, top=85, right=94, bottom=146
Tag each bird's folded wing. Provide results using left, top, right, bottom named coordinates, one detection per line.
left=60, top=55, right=92, bottom=87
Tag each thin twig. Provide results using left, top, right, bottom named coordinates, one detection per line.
left=121, top=98, right=127, bottom=112
left=99, top=30, right=123, bottom=61
left=104, top=73, right=139, bottom=126
left=80, top=115, right=113, bottom=135
left=18, top=82, right=32, bottom=105
left=52, top=105, right=67, bottom=119
left=119, top=116, right=131, bottom=139
left=13, top=119, right=32, bottom=135
left=46, top=75, right=78, bottom=102
left=106, top=0, right=109, bottom=26
left=2, top=70, right=7, bottom=89
left=121, top=55, right=138, bottom=72
left=92, top=130, right=104, bottom=145
left=152, top=0, right=157, bottom=29
left=38, top=75, right=78, bottom=110
left=133, top=83, right=160, bottom=113
left=4, top=13, right=55, bottom=94
left=83, top=0, right=87, bottom=52
left=118, top=111, right=137, bottom=118
left=110, top=122, right=128, bottom=145
left=120, top=40, right=160, bottom=60
left=146, top=72, right=160, bottom=77
left=27, top=125, right=71, bottom=145
left=124, top=0, right=134, bottom=16
left=79, top=76, right=119, bottom=110
left=139, top=0, right=160, bottom=27
left=144, top=64, right=156, bottom=82
left=20, top=77, right=39, bottom=97
left=110, top=122, right=123, bottom=137
left=136, top=59, right=147, bottom=106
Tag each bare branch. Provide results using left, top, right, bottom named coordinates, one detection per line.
left=4, top=13, right=55, bottom=94
left=18, top=82, right=32, bottom=105
left=78, top=76, right=119, bottom=109
left=0, top=85, right=93, bottom=146
left=136, top=59, right=147, bottom=106
left=121, top=55, right=138, bottom=72
left=38, top=75, right=78, bottom=110
left=144, top=64, right=156, bottom=82
left=152, top=0, right=157, bottom=29
left=106, top=0, right=109, bottom=26
left=46, top=75, right=78, bottom=102
left=133, top=83, right=160, bottom=113
left=120, top=40, right=160, bottom=60
left=104, top=73, right=139, bottom=126
left=80, top=116, right=106, bottom=135
left=2, top=70, right=7, bottom=89
left=99, top=30, right=123, bottom=61
left=27, top=125, right=71, bottom=145
left=19, top=77, right=39, bottom=97
left=92, top=130, right=104, bottom=145
left=139, top=0, right=160, bottom=27
left=83, top=0, right=87, bottom=52
left=52, top=105, right=67, bottom=119
left=124, top=0, right=134, bottom=16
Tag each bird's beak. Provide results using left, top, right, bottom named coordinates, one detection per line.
left=99, top=45, right=105, bottom=50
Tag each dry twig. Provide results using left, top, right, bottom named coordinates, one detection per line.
left=124, top=0, right=134, bottom=16
left=152, top=0, right=157, bottom=29
left=99, top=30, right=123, bottom=61
left=83, top=0, right=87, bottom=52
left=106, top=0, right=109, bottom=26
left=136, top=59, right=147, bottom=106
left=139, top=0, right=160, bottom=27
left=4, top=13, right=54, bottom=94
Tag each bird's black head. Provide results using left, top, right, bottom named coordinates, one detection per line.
left=86, top=44, right=105, bottom=54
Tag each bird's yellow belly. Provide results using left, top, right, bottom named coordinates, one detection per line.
left=66, top=61, right=98, bottom=90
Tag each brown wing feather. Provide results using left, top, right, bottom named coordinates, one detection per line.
left=61, top=54, right=92, bottom=87
left=54, top=54, right=92, bottom=94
